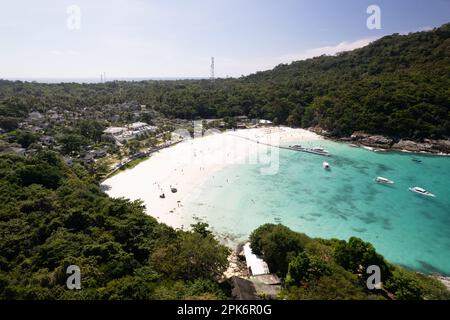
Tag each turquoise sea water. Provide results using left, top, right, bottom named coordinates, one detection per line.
left=184, top=140, right=450, bottom=276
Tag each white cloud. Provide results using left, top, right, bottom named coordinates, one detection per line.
left=216, top=36, right=379, bottom=77
left=278, top=37, right=379, bottom=63
left=419, top=26, right=433, bottom=32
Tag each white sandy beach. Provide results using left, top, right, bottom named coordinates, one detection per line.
left=101, top=127, right=323, bottom=229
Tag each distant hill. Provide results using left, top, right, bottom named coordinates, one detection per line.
left=241, top=22, right=450, bottom=138
left=0, top=23, right=449, bottom=139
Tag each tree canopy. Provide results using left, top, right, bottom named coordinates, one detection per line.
left=251, top=224, right=450, bottom=300
left=0, top=151, right=229, bottom=299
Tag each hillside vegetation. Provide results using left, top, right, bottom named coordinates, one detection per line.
left=0, top=152, right=229, bottom=299
left=1, top=23, right=449, bottom=139
left=250, top=224, right=450, bottom=300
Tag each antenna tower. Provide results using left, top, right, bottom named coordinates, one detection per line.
left=210, top=57, right=215, bottom=85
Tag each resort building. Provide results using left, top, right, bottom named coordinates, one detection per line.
left=235, top=115, right=250, bottom=122
left=231, top=243, right=281, bottom=300
left=243, top=242, right=270, bottom=276
left=103, top=126, right=127, bottom=137
left=126, top=122, right=158, bottom=137
left=103, top=122, right=157, bottom=144
left=258, top=119, right=273, bottom=127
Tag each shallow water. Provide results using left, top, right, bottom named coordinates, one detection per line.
left=184, top=140, right=450, bottom=275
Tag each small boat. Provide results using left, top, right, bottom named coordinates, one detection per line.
left=375, top=177, right=394, bottom=185
left=412, top=158, right=422, bottom=163
left=408, top=187, right=435, bottom=197
left=323, top=161, right=330, bottom=170
left=310, top=147, right=330, bottom=156
left=291, top=144, right=306, bottom=150
left=349, top=144, right=359, bottom=148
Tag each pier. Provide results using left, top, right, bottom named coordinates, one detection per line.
left=227, top=133, right=330, bottom=157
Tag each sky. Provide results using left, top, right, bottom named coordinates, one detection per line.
left=0, top=0, right=449, bottom=79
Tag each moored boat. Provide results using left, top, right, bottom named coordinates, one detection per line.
left=408, top=187, right=435, bottom=197
left=323, top=161, right=330, bottom=170
left=290, top=144, right=306, bottom=150
left=309, top=147, right=330, bottom=156
left=375, top=176, right=394, bottom=185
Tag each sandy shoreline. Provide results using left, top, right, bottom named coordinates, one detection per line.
left=101, top=127, right=323, bottom=229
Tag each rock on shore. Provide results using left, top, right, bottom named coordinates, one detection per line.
left=348, top=131, right=450, bottom=154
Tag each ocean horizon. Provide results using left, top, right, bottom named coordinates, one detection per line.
left=1, top=77, right=209, bottom=84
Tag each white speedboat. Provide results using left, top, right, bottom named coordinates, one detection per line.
left=310, top=147, right=330, bottom=156
left=409, top=187, right=435, bottom=197
left=323, top=161, right=330, bottom=170
left=290, top=144, right=306, bottom=150
left=375, top=177, right=394, bottom=185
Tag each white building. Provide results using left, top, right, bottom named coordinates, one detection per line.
left=258, top=119, right=273, bottom=127
left=103, top=123, right=157, bottom=144
left=104, top=127, right=126, bottom=136
left=127, top=122, right=157, bottom=132
left=243, top=242, right=270, bottom=276
left=126, top=122, right=158, bottom=137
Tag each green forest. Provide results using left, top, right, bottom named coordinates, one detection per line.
left=1, top=23, right=449, bottom=139
left=0, top=23, right=449, bottom=300
left=0, top=151, right=448, bottom=299
left=0, top=152, right=230, bottom=299
left=249, top=224, right=450, bottom=300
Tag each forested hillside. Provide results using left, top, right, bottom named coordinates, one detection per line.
left=0, top=152, right=230, bottom=299
left=244, top=23, right=450, bottom=138
left=250, top=224, right=450, bottom=300
left=1, top=23, right=449, bottom=139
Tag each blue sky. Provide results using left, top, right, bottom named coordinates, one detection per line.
left=1, top=0, right=449, bottom=79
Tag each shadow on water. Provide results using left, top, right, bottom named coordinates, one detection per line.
left=420, top=211, right=435, bottom=220
left=309, top=212, right=323, bottom=217
left=375, top=163, right=394, bottom=175
left=351, top=227, right=368, bottom=233
left=381, top=217, right=393, bottom=230
left=357, top=211, right=378, bottom=224
left=416, top=260, right=450, bottom=276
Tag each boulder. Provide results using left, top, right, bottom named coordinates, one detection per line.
left=360, top=135, right=393, bottom=148
left=392, top=140, right=433, bottom=153
left=308, top=126, right=331, bottom=137
left=350, top=131, right=370, bottom=140
left=430, top=139, right=450, bottom=153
